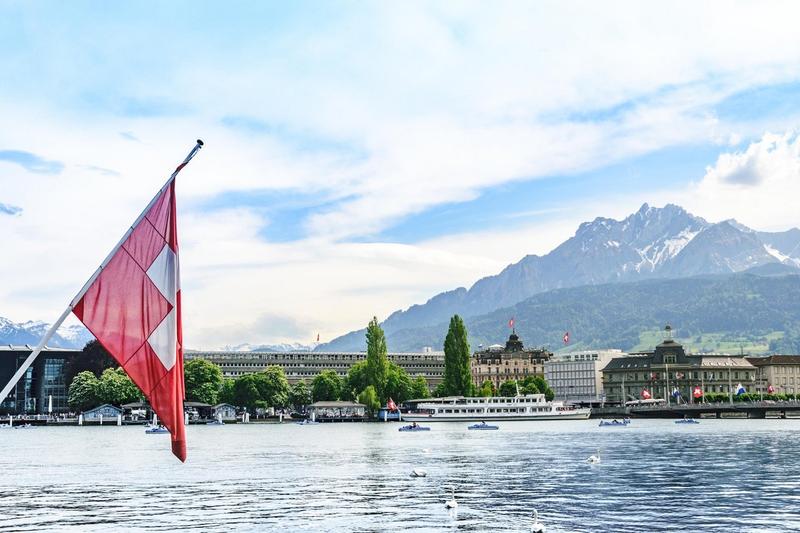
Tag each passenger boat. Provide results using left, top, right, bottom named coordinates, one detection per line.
left=468, top=422, right=499, bottom=430
left=398, top=423, right=430, bottom=432
left=403, top=394, right=590, bottom=422
left=598, top=418, right=630, bottom=427
left=675, top=418, right=699, bottom=424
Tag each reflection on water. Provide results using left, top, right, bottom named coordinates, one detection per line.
left=2, top=419, right=800, bottom=532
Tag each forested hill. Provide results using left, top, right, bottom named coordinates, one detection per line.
left=323, top=273, right=800, bottom=354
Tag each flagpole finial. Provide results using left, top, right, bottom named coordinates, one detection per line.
left=196, top=139, right=204, bottom=146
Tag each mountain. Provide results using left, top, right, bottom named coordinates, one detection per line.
left=0, top=317, right=93, bottom=349
left=327, top=273, right=800, bottom=354
left=220, top=342, right=317, bottom=352
left=320, top=203, right=800, bottom=351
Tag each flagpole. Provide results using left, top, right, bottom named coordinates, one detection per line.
left=0, top=140, right=203, bottom=409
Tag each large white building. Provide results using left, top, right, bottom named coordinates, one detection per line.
left=544, top=349, right=627, bottom=404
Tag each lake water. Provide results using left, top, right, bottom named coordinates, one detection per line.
left=1, top=419, right=799, bottom=532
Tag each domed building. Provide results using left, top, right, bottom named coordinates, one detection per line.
left=471, top=331, right=552, bottom=390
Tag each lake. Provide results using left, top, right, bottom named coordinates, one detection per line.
left=1, top=419, right=799, bottom=532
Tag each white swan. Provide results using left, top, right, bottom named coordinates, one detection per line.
left=444, top=487, right=458, bottom=509
left=531, top=510, right=546, bottom=532
left=587, top=449, right=601, bottom=464
left=410, top=468, right=427, bottom=478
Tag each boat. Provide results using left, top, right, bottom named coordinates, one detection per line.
left=598, top=418, right=630, bottom=427
left=206, top=419, right=224, bottom=425
left=675, top=418, right=700, bottom=424
left=403, top=394, right=590, bottom=422
left=398, top=424, right=430, bottom=432
left=145, top=424, right=169, bottom=434
left=468, top=422, right=499, bottom=430
left=295, top=419, right=319, bottom=425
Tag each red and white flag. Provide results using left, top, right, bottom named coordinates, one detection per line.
left=563, top=331, right=569, bottom=344
left=641, top=389, right=651, bottom=400
left=72, top=162, right=194, bottom=461
left=693, top=386, right=703, bottom=398
left=768, top=384, right=775, bottom=394
left=508, top=317, right=514, bottom=329
left=387, top=398, right=397, bottom=411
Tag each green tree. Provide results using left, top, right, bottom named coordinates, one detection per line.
left=64, top=340, right=116, bottom=387
left=366, top=317, right=389, bottom=401
left=384, top=363, right=414, bottom=404
left=219, top=378, right=235, bottom=405
left=289, top=380, right=313, bottom=410
left=498, top=380, right=518, bottom=397
left=312, top=369, right=342, bottom=402
left=97, top=368, right=142, bottom=405
left=357, top=385, right=380, bottom=418
left=232, top=374, right=261, bottom=411
left=184, top=359, right=224, bottom=405
left=478, top=380, right=495, bottom=397
left=443, top=315, right=473, bottom=396
left=67, top=371, right=100, bottom=411
left=343, top=360, right=369, bottom=401
left=253, top=366, right=290, bottom=408
left=410, top=375, right=430, bottom=399
left=519, top=376, right=540, bottom=395
left=433, top=382, right=447, bottom=398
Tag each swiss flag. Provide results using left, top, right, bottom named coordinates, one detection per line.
left=693, top=386, right=703, bottom=398
left=387, top=398, right=397, bottom=411
left=641, top=389, right=652, bottom=400
left=73, top=180, right=186, bottom=461
left=768, top=384, right=775, bottom=394
left=508, top=317, right=514, bottom=329
left=563, top=331, right=569, bottom=344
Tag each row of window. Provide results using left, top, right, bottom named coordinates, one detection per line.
left=607, top=371, right=752, bottom=381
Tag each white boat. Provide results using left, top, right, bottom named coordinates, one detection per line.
left=402, top=394, right=590, bottom=422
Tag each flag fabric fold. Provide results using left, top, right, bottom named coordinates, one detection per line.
left=73, top=179, right=186, bottom=461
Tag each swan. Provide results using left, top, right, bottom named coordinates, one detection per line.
left=587, top=449, right=601, bottom=464
left=444, top=487, right=458, bottom=509
left=410, top=468, right=427, bottom=477
left=531, top=510, right=546, bottom=532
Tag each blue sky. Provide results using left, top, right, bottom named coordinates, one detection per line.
left=1, top=2, right=800, bottom=347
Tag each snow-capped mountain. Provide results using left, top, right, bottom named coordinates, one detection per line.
left=220, top=342, right=317, bottom=352
left=320, top=203, right=800, bottom=351
left=0, top=317, right=93, bottom=349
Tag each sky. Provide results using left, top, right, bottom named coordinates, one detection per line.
left=1, top=1, right=800, bottom=349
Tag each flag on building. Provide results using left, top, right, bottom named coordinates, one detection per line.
left=72, top=177, right=187, bottom=461
left=641, top=389, right=651, bottom=400
left=736, top=383, right=746, bottom=395
left=508, top=317, right=514, bottom=329
left=672, top=387, right=681, bottom=399
left=563, top=331, right=569, bottom=344
left=693, top=386, right=703, bottom=398
left=650, top=372, right=658, bottom=380
left=675, top=372, right=685, bottom=379
left=316, top=333, right=320, bottom=342
left=387, top=398, right=397, bottom=411
left=768, top=384, right=775, bottom=394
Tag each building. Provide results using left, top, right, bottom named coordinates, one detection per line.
left=0, top=345, right=81, bottom=415
left=602, top=326, right=757, bottom=404
left=83, top=403, right=123, bottom=422
left=471, top=332, right=552, bottom=389
left=747, top=355, right=800, bottom=395
left=308, top=401, right=367, bottom=421
left=213, top=403, right=237, bottom=421
left=544, top=349, right=627, bottom=404
left=185, top=350, right=445, bottom=387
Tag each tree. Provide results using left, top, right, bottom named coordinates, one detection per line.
left=312, top=369, right=342, bottom=402
left=519, top=376, right=540, bottom=395
left=443, top=315, right=473, bottom=396
left=384, top=363, right=414, bottom=404
left=97, top=368, right=142, bottom=405
left=478, top=380, right=495, bottom=397
left=232, top=374, right=261, bottom=411
left=184, top=359, right=224, bottom=405
left=219, top=378, right=235, bottom=405
left=366, top=317, right=389, bottom=401
left=64, top=340, right=116, bottom=387
left=67, top=371, right=100, bottom=411
left=253, top=366, right=290, bottom=408
left=357, top=385, right=380, bottom=418
left=433, top=382, right=447, bottom=398
left=290, top=381, right=313, bottom=411
left=343, top=360, right=369, bottom=401
left=410, top=375, right=430, bottom=399
left=499, top=380, right=518, bottom=397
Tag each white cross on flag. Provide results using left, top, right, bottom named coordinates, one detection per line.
left=73, top=179, right=187, bottom=461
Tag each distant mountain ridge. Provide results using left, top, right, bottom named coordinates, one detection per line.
left=0, top=317, right=93, bottom=349
left=320, top=203, right=800, bottom=352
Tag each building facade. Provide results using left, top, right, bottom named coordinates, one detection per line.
left=544, top=349, right=627, bottom=404
left=0, top=346, right=81, bottom=415
left=185, top=350, right=445, bottom=387
left=747, top=355, right=800, bottom=395
left=602, top=326, right=757, bottom=404
left=471, top=332, right=551, bottom=389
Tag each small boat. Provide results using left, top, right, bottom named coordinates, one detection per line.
left=675, top=418, right=700, bottom=424
left=468, top=422, right=499, bottom=430
left=598, top=418, right=630, bottom=427
left=295, top=419, right=319, bottom=425
left=145, top=424, right=169, bottom=434
left=14, top=423, right=34, bottom=429
left=398, top=424, right=430, bottom=432
left=206, top=419, right=224, bottom=425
